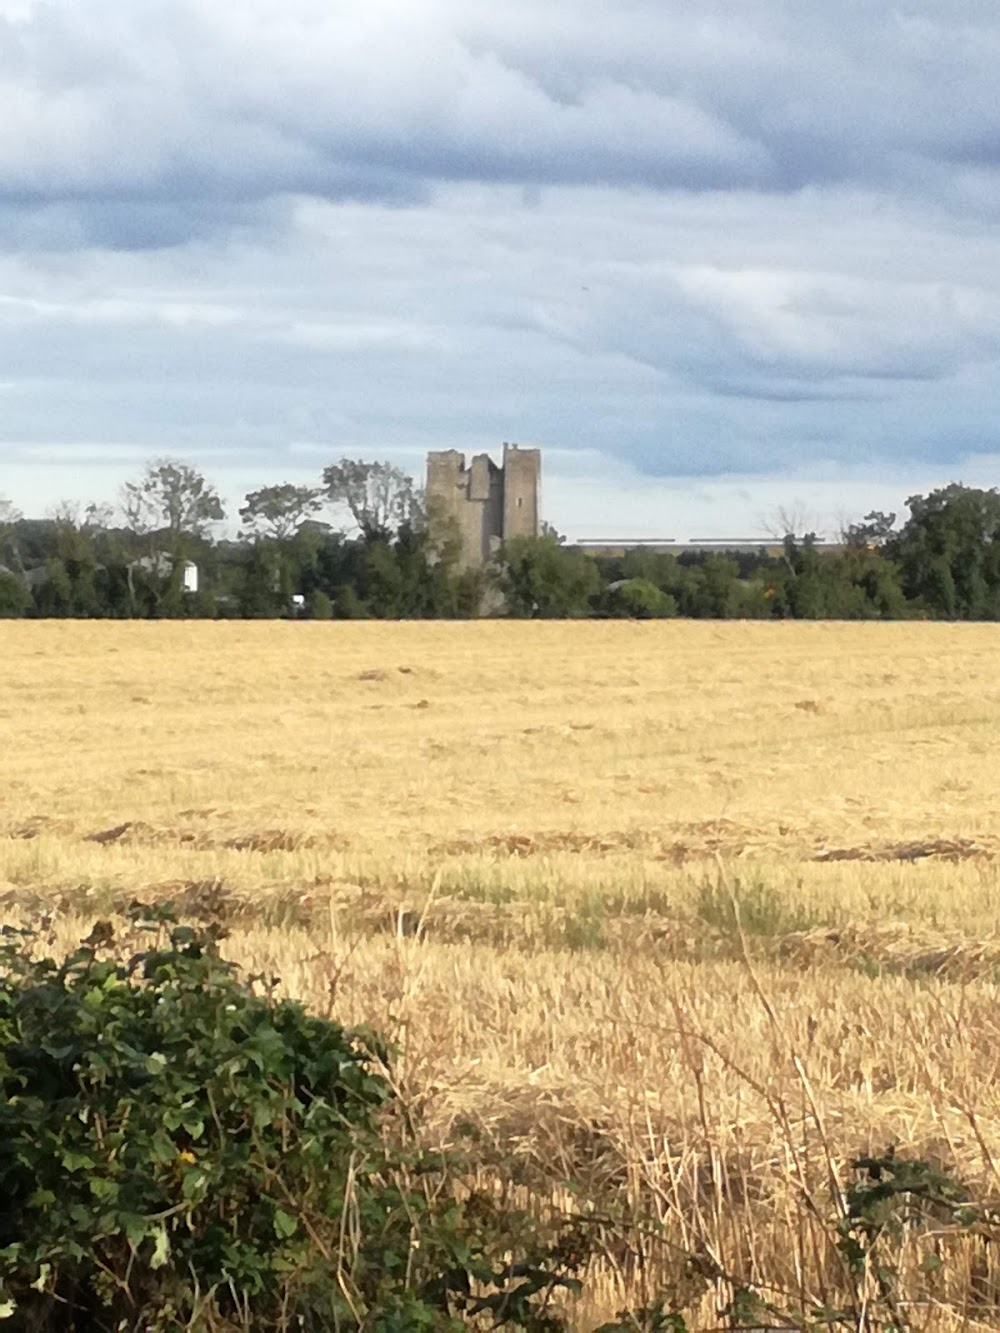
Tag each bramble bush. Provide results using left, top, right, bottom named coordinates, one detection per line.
left=0, top=906, right=585, bottom=1331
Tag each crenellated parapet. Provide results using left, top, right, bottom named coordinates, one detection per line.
left=426, top=444, right=541, bottom=567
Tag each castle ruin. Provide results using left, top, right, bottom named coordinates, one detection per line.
left=425, top=443, right=541, bottom=567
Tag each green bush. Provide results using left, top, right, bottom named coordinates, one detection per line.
left=495, top=536, right=601, bottom=618
left=0, top=908, right=583, bottom=1330
left=333, top=585, right=369, bottom=619
left=602, top=578, right=677, bottom=619
left=0, top=572, right=30, bottom=618
left=305, top=589, right=333, bottom=620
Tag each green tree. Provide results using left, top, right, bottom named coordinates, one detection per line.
left=33, top=559, right=73, bottom=616
left=321, top=459, right=420, bottom=542
left=0, top=569, right=30, bottom=617
left=31, top=505, right=107, bottom=617
left=844, top=510, right=897, bottom=550
left=783, top=537, right=829, bottom=619
left=602, top=578, right=677, bottom=618
left=496, top=535, right=601, bottom=617
left=701, top=554, right=745, bottom=617
left=333, top=583, right=369, bottom=618
left=0, top=497, right=22, bottom=573
left=121, top=459, right=225, bottom=544
left=118, top=464, right=222, bottom=617
left=358, top=538, right=407, bottom=617
left=889, top=484, right=1000, bottom=618
left=235, top=494, right=330, bottom=620
left=236, top=542, right=288, bottom=618
left=674, top=554, right=746, bottom=618
left=826, top=546, right=908, bottom=619
left=390, top=521, right=470, bottom=617
left=305, top=588, right=334, bottom=619
left=239, top=484, right=325, bottom=541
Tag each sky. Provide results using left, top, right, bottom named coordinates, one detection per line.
left=2, top=0, right=1000, bottom=540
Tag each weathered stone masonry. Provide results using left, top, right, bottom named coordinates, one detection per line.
left=425, top=443, right=541, bottom=567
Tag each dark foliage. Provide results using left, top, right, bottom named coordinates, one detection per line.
left=0, top=908, right=587, bottom=1330
left=7, top=467, right=1000, bottom=620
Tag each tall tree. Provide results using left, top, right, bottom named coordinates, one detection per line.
left=121, top=459, right=225, bottom=541
left=843, top=510, right=897, bottom=549
left=496, top=534, right=601, bottom=618
left=0, top=496, right=22, bottom=568
left=890, top=484, right=1000, bottom=619
left=239, top=484, right=324, bottom=541
left=0, top=568, right=30, bottom=617
left=29, top=502, right=106, bottom=617
left=321, top=459, right=420, bottom=541
left=47, top=501, right=111, bottom=562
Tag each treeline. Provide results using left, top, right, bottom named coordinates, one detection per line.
left=578, top=486, right=1000, bottom=621
left=2, top=458, right=1000, bottom=620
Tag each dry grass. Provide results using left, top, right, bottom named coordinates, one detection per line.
left=4, top=620, right=1000, bottom=1326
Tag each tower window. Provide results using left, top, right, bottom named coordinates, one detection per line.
left=516, top=497, right=523, bottom=507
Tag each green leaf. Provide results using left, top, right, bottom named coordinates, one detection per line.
left=149, top=1225, right=171, bottom=1271
left=253, top=1102, right=277, bottom=1130
left=29, top=1265, right=50, bottom=1294
left=40, top=1041, right=76, bottom=1060
left=0, top=1298, right=15, bottom=1319
left=182, top=1115, right=205, bottom=1140
left=88, top=1177, right=119, bottom=1201
left=180, top=1170, right=208, bottom=1203
left=273, top=1209, right=298, bottom=1240
left=121, top=1214, right=149, bottom=1248
left=61, top=1150, right=93, bottom=1172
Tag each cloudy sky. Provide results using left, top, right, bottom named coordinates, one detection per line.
left=2, top=0, right=1000, bottom=539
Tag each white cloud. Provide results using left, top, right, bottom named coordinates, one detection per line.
left=672, top=267, right=1000, bottom=380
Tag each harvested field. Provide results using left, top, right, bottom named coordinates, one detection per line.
left=4, top=620, right=1000, bottom=1326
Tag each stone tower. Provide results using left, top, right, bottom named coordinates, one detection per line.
left=501, top=443, right=540, bottom=543
left=425, top=443, right=541, bottom=568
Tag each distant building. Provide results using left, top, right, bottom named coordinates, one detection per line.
left=425, top=443, right=541, bottom=567
left=573, top=538, right=841, bottom=557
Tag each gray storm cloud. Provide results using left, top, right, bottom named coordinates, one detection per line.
left=1, top=0, right=1000, bottom=532
left=1, top=0, right=999, bottom=221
